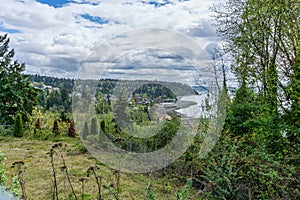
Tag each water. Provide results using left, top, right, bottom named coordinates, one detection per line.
left=175, top=95, right=207, bottom=118
left=0, top=188, right=18, bottom=200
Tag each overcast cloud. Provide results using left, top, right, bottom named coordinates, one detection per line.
left=0, top=0, right=223, bottom=80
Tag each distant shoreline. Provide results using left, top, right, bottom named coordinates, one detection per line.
left=160, top=96, right=198, bottom=117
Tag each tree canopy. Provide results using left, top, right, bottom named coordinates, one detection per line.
left=0, top=34, right=39, bottom=124
left=211, top=0, right=300, bottom=150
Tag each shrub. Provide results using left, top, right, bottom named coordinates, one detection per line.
left=68, top=120, right=76, bottom=137
left=52, top=119, right=59, bottom=136
left=13, top=113, right=23, bottom=138
left=0, top=152, right=6, bottom=186
left=194, top=135, right=300, bottom=199
left=82, top=121, right=89, bottom=139
left=90, top=117, right=98, bottom=135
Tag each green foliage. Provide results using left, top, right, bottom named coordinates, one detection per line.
left=113, top=92, right=131, bottom=130
left=34, top=130, right=53, bottom=141
left=100, top=120, right=106, bottom=133
left=75, top=142, right=88, bottom=154
left=146, top=183, right=156, bottom=200
left=95, top=79, right=117, bottom=94
left=146, top=180, right=192, bottom=200
left=31, top=74, right=74, bottom=112
left=46, top=90, right=62, bottom=111
left=106, top=116, right=180, bottom=152
left=0, top=152, right=6, bottom=186
left=0, top=126, right=13, bottom=136
left=13, top=113, right=23, bottom=138
left=192, top=135, right=299, bottom=199
left=11, top=176, right=19, bottom=197
left=82, top=121, right=89, bottom=139
left=132, top=83, right=177, bottom=102
left=175, top=179, right=191, bottom=200
left=0, top=34, right=39, bottom=124
left=129, top=106, right=150, bottom=126
left=199, top=137, right=245, bottom=199
left=225, top=77, right=287, bottom=155
left=153, top=117, right=180, bottom=149
left=95, top=93, right=110, bottom=114
left=283, top=35, right=300, bottom=149
left=211, top=0, right=300, bottom=158
left=90, top=116, right=99, bottom=135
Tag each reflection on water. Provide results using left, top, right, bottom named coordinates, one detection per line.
left=159, top=95, right=207, bottom=118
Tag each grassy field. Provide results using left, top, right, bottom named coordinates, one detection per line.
left=0, top=136, right=187, bottom=200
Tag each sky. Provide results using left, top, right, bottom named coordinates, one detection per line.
left=0, top=0, right=224, bottom=82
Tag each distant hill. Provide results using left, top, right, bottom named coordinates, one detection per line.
left=30, top=74, right=197, bottom=98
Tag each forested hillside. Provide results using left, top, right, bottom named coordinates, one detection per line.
left=0, top=0, right=299, bottom=199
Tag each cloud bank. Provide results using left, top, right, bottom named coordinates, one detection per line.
left=0, top=0, right=223, bottom=80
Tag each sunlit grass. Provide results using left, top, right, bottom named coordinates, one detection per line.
left=0, top=136, right=186, bottom=199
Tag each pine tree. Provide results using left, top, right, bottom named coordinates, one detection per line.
left=82, top=121, right=89, bottom=139
left=68, top=120, right=76, bottom=137
left=90, top=117, right=98, bottom=135
left=225, top=70, right=257, bottom=136
left=14, top=113, right=23, bottom=137
left=100, top=120, right=106, bottom=134
left=0, top=34, right=39, bottom=124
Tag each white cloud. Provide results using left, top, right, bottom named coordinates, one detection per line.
left=0, top=0, right=223, bottom=79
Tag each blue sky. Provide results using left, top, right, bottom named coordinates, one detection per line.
left=0, top=0, right=224, bottom=81
left=0, top=23, right=20, bottom=33
left=36, top=0, right=71, bottom=8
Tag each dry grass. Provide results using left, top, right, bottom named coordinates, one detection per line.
left=0, top=136, right=184, bottom=200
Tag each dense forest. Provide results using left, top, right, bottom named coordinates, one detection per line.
left=1, top=0, right=300, bottom=199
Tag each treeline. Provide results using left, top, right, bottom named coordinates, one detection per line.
left=30, top=74, right=74, bottom=91
left=31, top=75, right=193, bottom=114
left=132, top=83, right=177, bottom=101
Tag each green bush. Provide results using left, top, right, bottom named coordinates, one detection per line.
left=146, top=183, right=156, bottom=200
left=0, top=126, right=13, bottom=136
left=90, top=117, right=99, bottom=135
left=193, top=136, right=299, bottom=199
left=82, top=121, right=89, bottom=139
left=68, top=120, right=76, bottom=137
left=13, top=113, right=23, bottom=138
left=0, top=152, right=6, bottom=186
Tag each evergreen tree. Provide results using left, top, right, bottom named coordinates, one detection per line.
left=68, top=120, right=76, bottom=137
left=14, top=113, right=23, bottom=137
left=82, top=121, right=89, bottom=139
left=52, top=119, right=59, bottom=136
left=225, top=72, right=258, bottom=136
left=90, top=117, right=98, bottom=135
left=0, top=34, right=39, bottom=124
left=100, top=120, right=106, bottom=134
left=46, top=90, right=62, bottom=111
